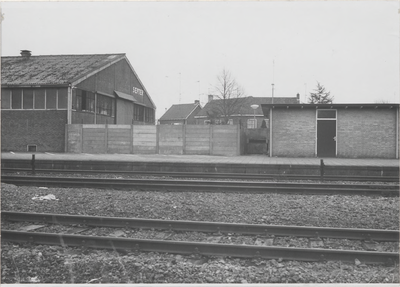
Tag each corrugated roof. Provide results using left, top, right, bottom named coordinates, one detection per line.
left=159, top=103, right=201, bottom=121
left=195, top=96, right=299, bottom=117
left=1, top=53, right=126, bottom=86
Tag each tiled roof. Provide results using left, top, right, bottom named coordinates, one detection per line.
left=195, top=96, right=299, bottom=117
left=1, top=53, right=126, bottom=86
left=159, top=103, right=201, bottom=121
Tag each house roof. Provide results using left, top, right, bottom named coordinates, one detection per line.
left=1, top=53, right=126, bottom=86
left=159, top=103, right=201, bottom=121
left=195, top=96, right=299, bottom=118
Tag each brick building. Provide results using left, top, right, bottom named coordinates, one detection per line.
left=159, top=100, right=202, bottom=125
left=1, top=51, right=156, bottom=152
left=261, top=103, right=399, bottom=159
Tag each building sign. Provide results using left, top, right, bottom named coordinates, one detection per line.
left=133, top=87, right=144, bottom=96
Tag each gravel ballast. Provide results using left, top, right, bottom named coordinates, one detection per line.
left=1, top=183, right=399, bottom=283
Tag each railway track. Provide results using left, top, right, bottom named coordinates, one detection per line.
left=3, top=211, right=398, bottom=241
left=2, top=175, right=398, bottom=196
left=2, top=167, right=399, bottom=182
left=2, top=211, right=398, bottom=265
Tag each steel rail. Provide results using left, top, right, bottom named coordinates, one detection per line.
left=2, top=175, right=398, bottom=196
left=3, top=211, right=398, bottom=242
left=2, top=230, right=397, bottom=265
left=2, top=174, right=398, bottom=190
left=2, top=167, right=399, bottom=182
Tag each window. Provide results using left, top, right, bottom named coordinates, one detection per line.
left=96, top=94, right=115, bottom=117
left=35, top=89, right=46, bottom=109
left=73, top=89, right=95, bottom=113
left=58, top=89, right=68, bottom=109
left=27, top=145, right=37, bottom=152
left=11, top=89, right=22, bottom=109
left=1, top=89, right=11, bottom=109
left=72, top=90, right=80, bottom=110
left=317, top=110, right=336, bottom=119
left=134, top=104, right=144, bottom=121
left=144, top=107, right=154, bottom=123
left=83, top=91, right=95, bottom=112
left=23, top=89, right=34, bottom=109
left=46, top=88, right=57, bottom=109
left=3, top=88, right=67, bottom=110
left=247, top=118, right=257, bottom=129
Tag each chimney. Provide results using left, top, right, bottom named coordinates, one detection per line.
left=20, top=50, right=32, bottom=59
left=194, top=100, right=200, bottom=105
left=208, top=94, right=213, bottom=102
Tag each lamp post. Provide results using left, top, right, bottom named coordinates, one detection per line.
left=250, top=104, right=259, bottom=128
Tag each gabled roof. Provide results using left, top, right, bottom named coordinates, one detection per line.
left=159, top=103, right=201, bottom=121
left=1, top=53, right=126, bottom=86
left=195, top=96, right=299, bottom=118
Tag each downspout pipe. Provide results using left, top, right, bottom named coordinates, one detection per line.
left=396, top=106, right=399, bottom=159
left=269, top=108, right=273, bottom=157
left=67, top=84, right=72, bottom=124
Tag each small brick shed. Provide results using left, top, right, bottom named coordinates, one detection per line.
left=261, top=103, right=399, bottom=159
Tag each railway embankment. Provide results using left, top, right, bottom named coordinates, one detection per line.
left=1, top=181, right=398, bottom=284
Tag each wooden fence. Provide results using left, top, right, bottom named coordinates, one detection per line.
left=66, top=124, right=243, bottom=156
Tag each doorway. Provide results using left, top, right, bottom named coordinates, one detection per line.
left=317, top=110, right=336, bottom=157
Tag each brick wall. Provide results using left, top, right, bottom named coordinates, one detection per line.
left=337, top=109, right=397, bottom=158
left=271, top=109, right=316, bottom=157
left=1, top=110, right=67, bottom=152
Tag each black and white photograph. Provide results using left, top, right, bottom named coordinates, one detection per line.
left=1, top=0, right=399, bottom=285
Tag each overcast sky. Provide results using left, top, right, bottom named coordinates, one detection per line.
left=1, top=1, right=399, bottom=120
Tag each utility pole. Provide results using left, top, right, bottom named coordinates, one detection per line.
left=197, top=80, right=200, bottom=102
left=179, top=72, right=181, bottom=103
left=271, top=60, right=275, bottom=104
left=304, top=83, right=307, bottom=103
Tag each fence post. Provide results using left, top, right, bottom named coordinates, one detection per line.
left=320, top=159, right=325, bottom=181
left=156, top=124, right=160, bottom=154
left=105, top=122, right=108, bottom=154
left=236, top=124, right=241, bottom=155
left=130, top=124, right=134, bottom=154
left=31, top=154, right=36, bottom=175
left=182, top=124, right=187, bottom=155
left=80, top=124, right=84, bottom=153
left=209, top=125, right=213, bottom=155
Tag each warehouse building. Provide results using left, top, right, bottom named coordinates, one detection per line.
left=261, top=103, right=399, bottom=159
left=1, top=51, right=156, bottom=152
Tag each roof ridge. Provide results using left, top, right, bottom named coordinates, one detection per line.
left=2, top=53, right=126, bottom=58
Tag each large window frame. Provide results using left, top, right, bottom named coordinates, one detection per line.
left=2, top=88, right=68, bottom=111
left=72, top=89, right=95, bottom=113
left=96, top=94, right=115, bottom=117
left=134, top=104, right=144, bottom=121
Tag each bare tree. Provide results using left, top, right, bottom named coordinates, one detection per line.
left=208, top=69, right=248, bottom=124
left=307, top=82, right=334, bottom=104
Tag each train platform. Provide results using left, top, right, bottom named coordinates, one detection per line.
left=1, top=152, right=399, bottom=167
left=1, top=152, right=399, bottom=177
